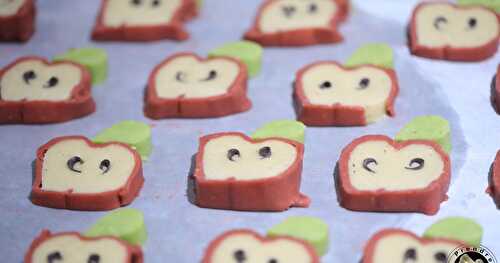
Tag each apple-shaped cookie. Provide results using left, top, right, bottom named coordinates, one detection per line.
left=30, top=136, right=144, bottom=211
left=92, top=0, right=197, bottom=41
left=409, top=2, right=499, bottom=61
left=490, top=65, right=500, bottom=114
left=336, top=135, right=450, bottom=215
left=244, top=0, right=349, bottom=46
left=488, top=150, right=500, bottom=207
left=0, top=0, right=35, bottom=42
left=0, top=56, right=95, bottom=124
left=362, top=229, right=464, bottom=263
left=192, top=132, right=310, bottom=211
left=202, top=229, right=319, bottom=263
left=25, top=230, right=143, bottom=263
left=144, top=53, right=251, bottom=119
left=294, top=62, right=398, bottom=126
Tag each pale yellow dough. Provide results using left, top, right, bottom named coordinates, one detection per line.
left=31, top=235, right=128, bottom=263
left=259, top=0, right=337, bottom=33
left=348, top=140, right=444, bottom=191
left=300, top=63, right=392, bottom=123
left=103, top=0, right=182, bottom=27
left=202, top=135, right=298, bottom=181
left=372, top=233, right=456, bottom=263
left=154, top=55, right=240, bottom=99
left=0, top=0, right=24, bottom=16
left=210, top=233, right=313, bottom=263
left=0, top=60, right=82, bottom=102
left=415, top=3, right=499, bottom=48
left=41, top=138, right=136, bottom=193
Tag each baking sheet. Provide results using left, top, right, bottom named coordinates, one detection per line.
left=0, top=0, right=499, bottom=262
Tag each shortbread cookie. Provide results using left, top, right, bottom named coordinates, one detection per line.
left=30, top=136, right=144, bottom=211
left=244, top=0, right=349, bottom=46
left=294, top=62, right=398, bottom=126
left=92, top=0, right=198, bottom=41
left=0, top=0, right=35, bottom=41
left=192, top=132, right=309, bottom=211
left=362, top=229, right=464, bottom=263
left=491, top=65, right=500, bottom=114
left=409, top=2, right=499, bottom=61
left=25, top=230, right=143, bottom=263
left=0, top=56, right=95, bottom=124
left=336, top=135, right=450, bottom=215
left=202, top=229, right=319, bottom=263
left=144, top=53, right=251, bottom=119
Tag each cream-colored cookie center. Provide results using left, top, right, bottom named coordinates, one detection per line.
left=210, top=233, right=313, bottom=263
left=259, top=0, right=337, bottom=33
left=300, top=64, right=392, bottom=123
left=103, top=0, right=182, bottom=27
left=372, top=234, right=457, bottom=263
left=348, top=140, right=444, bottom=191
left=202, top=135, right=298, bottom=181
left=154, top=55, right=240, bottom=99
left=0, top=60, right=82, bottom=102
left=31, top=235, right=128, bottom=263
left=0, top=0, right=24, bottom=16
left=41, top=139, right=136, bottom=193
left=415, top=3, right=499, bottom=48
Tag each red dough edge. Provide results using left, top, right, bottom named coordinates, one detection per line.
left=0, top=56, right=95, bottom=124
left=30, top=136, right=145, bottom=211
left=336, top=135, right=451, bottom=215
left=294, top=62, right=399, bottom=126
left=24, top=230, right=144, bottom=263
left=192, top=132, right=310, bottom=211
left=202, top=229, right=320, bottom=263
left=0, top=0, right=36, bottom=42
left=144, top=53, right=252, bottom=119
left=408, top=2, right=500, bottom=61
left=490, top=65, right=500, bottom=114
left=362, top=228, right=465, bottom=263
left=244, top=0, right=349, bottom=46
left=92, top=0, right=198, bottom=41
left=487, top=150, right=500, bottom=207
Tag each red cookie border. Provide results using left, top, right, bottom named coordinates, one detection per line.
left=294, top=62, right=399, bottom=126
left=408, top=2, right=500, bottom=61
left=30, top=136, right=145, bottom=211
left=24, top=230, right=144, bottom=263
left=487, top=150, right=500, bottom=207
left=192, top=132, right=310, bottom=211
left=490, top=64, right=500, bottom=114
left=362, top=228, right=465, bottom=263
left=0, top=0, right=35, bottom=42
left=0, top=56, right=95, bottom=124
left=144, top=52, right=251, bottom=119
left=336, top=135, right=451, bottom=215
left=244, top=0, right=349, bottom=46
left=92, top=0, right=198, bottom=41
left=202, top=229, right=320, bottom=263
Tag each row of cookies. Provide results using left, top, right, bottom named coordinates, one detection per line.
left=26, top=117, right=500, bottom=213
left=2, top=43, right=500, bottom=125
left=2, top=0, right=499, bottom=61
left=24, top=208, right=485, bottom=262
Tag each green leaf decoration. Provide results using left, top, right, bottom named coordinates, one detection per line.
left=345, top=43, right=394, bottom=69
left=251, top=120, right=306, bottom=143
left=85, top=208, right=147, bottom=246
